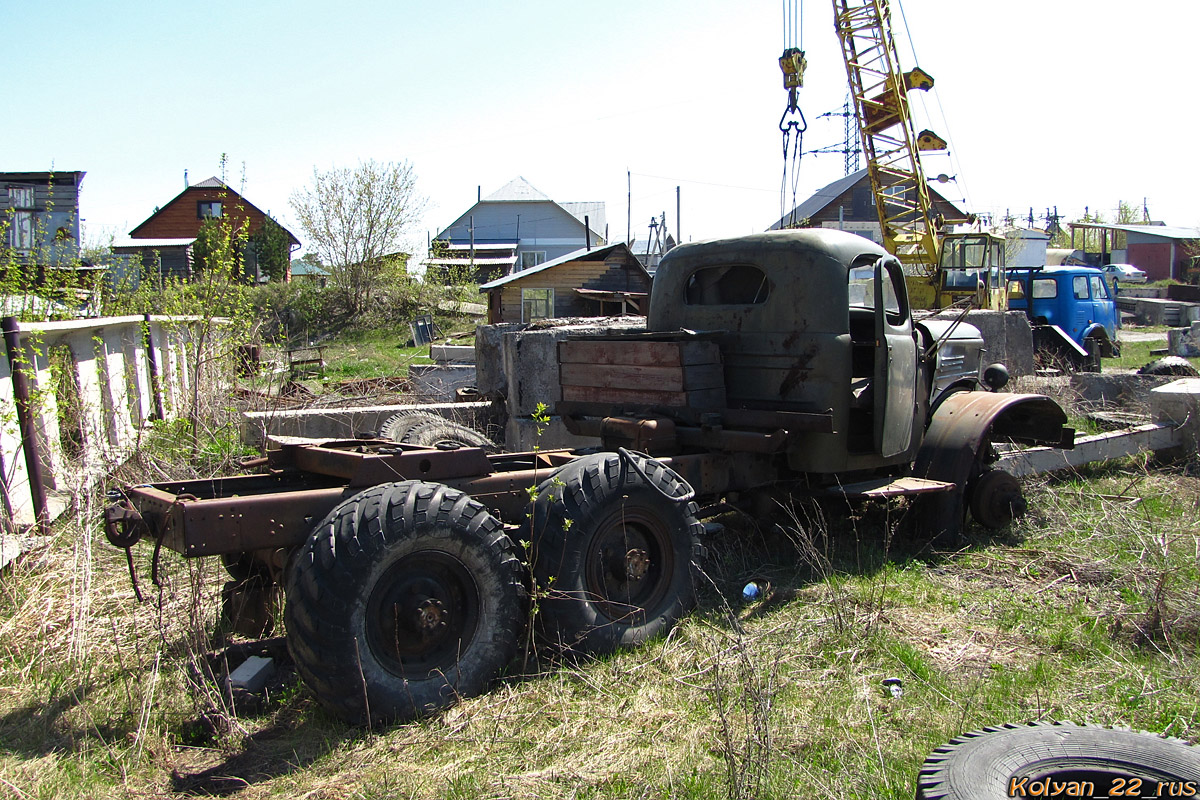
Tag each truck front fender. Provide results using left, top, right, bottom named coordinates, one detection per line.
left=914, top=392, right=1073, bottom=485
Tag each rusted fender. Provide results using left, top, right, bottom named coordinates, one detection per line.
left=914, top=392, right=1074, bottom=485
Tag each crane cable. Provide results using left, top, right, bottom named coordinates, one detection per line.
left=779, top=0, right=808, bottom=227
left=894, top=0, right=971, bottom=210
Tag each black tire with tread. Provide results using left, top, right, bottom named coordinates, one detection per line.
left=403, top=419, right=496, bottom=450
left=529, top=451, right=703, bottom=655
left=1139, top=356, right=1200, bottom=378
left=379, top=411, right=453, bottom=442
left=379, top=412, right=496, bottom=451
left=917, top=721, right=1200, bottom=799
left=284, top=480, right=525, bottom=725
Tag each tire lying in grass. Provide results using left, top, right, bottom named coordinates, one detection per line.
left=528, top=450, right=703, bottom=655
left=285, top=481, right=526, bottom=726
left=1138, top=356, right=1200, bottom=377
left=379, top=412, right=497, bottom=451
left=379, top=411, right=447, bottom=442
left=916, top=721, right=1200, bottom=799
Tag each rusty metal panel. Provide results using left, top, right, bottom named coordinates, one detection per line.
left=914, top=392, right=1071, bottom=484
left=122, top=482, right=349, bottom=556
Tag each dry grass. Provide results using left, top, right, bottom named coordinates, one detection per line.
left=1, top=393, right=1198, bottom=798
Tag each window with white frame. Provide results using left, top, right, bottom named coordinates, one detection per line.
left=198, top=201, right=223, bottom=219
left=520, top=251, right=546, bottom=270
left=522, top=288, right=554, bottom=322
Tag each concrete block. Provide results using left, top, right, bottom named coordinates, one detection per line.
left=408, top=364, right=477, bottom=402
left=924, top=310, right=1035, bottom=377
left=226, top=656, right=275, bottom=693
left=1167, top=322, right=1200, bottom=357
left=1151, top=378, right=1200, bottom=454
left=474, top=322, right=525, bottom=397
left=506, top=416, right=599, bottom=452
left=429, top=344, right=476, bottom=364
left=1002, top=312, right=1035, bottom=377
left=0, top=534, right=21, bottom=571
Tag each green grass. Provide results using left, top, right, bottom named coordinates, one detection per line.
left=316, top=326, right=435, bottom=381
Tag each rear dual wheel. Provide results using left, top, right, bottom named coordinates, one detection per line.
left=528, top=451, right=703, bottom=654
left=285, top=481, right=525, bottom=725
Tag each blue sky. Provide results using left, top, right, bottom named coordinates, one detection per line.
left=6, top=0, right=1197, bottom=255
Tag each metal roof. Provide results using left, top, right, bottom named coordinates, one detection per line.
left=770, top=168, right=969, bottom=230
left=482, top=177, right=550, bottom=203
left=192, top=176, right=226, bottom=188
left=1070, top=222, right=1200, bottom=240
left=439, top=241, right=518, bottom=251
left=770, top=170, right=867, bottom=230
left=479, top=242, right=642, bottom=289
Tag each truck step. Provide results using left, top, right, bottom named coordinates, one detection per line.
left=819, top=476, right=957, bottom=499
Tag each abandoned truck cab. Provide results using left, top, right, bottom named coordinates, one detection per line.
left=645, top=228, right=983, bottom=473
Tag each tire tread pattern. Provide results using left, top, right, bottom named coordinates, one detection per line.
left=285, top=480, right=525, bottom=725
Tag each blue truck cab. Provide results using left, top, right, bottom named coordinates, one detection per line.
left=1006, top=266, right=1120, bottom=371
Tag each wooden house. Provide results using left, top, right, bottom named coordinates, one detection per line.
left=427, top=177, right=605, bottom=284
left=1, top=171, right=86, bottom=266
left=127, top=176, right=299, bottom=281
left=770, top=168, right=971, bottom=241
left=479, top=242, right=649, bottom=324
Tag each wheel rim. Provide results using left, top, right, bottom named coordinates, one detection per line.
left=584, top=504, right=675, bottom=624
left=366, top=551, right=480, bottom=677
left=970, top=470, right=1026, bottom=528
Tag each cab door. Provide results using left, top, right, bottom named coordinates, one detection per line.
left=874, top=257, right=918, bottom=457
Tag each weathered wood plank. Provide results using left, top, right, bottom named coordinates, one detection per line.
left=558, top=339, right=720, bottom=368
left=560, top=362, right=724, bottom=392
left=561, top=385, right=726, bottom=408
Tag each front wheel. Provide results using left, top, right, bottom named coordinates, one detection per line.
left=529, top=451, right=703, bottom=655
left=285, top=481, right=525, bottom=725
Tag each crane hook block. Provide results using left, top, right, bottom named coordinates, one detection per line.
left=904, top=67, right=934, bottom=92
left=779, top=48, right=807, bottom=90
left=916, top=129, right=947, bottom=151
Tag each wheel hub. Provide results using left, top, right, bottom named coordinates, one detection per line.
left=412, top=597, right=448, bottom=635
left=625, top=548, right=650, bottom=581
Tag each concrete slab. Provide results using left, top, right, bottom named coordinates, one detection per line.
left=408, top=364, right=477, bottom=401
left=429, top=344, right=476, bottom=363
left=226, top=656, right=275, bottom=693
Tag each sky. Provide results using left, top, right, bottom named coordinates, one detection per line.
left=5, top=0, right=1199, bottom=257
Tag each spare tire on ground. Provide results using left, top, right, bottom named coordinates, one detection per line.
left=916, top=721, right=1200, bottom=799
left=1138, top=356, right=1200, bottom=377
left=379, top=412, right=497, bottom=451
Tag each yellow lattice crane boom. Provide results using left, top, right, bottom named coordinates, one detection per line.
left=833, top=0, right=943, bottom=276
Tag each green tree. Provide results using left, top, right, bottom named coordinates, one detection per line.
left=249, top=215, right=291, bottom=282
left=191, top=216, right=247, bottom=280
left=289, top=159, right=427, bottom=315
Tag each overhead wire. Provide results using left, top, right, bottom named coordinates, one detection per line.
left=893, top=0, right=973, bottom=211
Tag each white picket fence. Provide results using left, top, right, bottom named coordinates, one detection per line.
left=0, top=315, right=204, bottom=533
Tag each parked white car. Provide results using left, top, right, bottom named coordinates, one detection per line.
left=1102, top=263, right=1148, bottom=284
